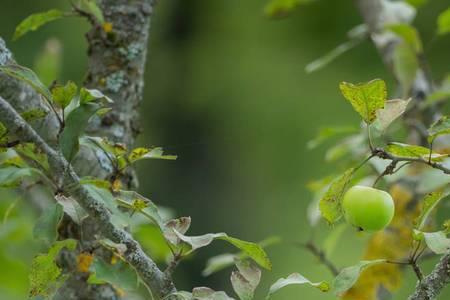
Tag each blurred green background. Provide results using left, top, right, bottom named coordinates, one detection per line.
left=0, top=0, right=449, bottom=299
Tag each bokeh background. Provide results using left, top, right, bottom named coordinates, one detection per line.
left=0, top=0, right=449, bottom=299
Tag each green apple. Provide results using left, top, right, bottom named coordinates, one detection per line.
left=342, top=185, right=395, bottom=231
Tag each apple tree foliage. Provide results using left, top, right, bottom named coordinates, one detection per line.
left=0, top=0, right=449, bottom=300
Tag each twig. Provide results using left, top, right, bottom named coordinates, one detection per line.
left=300, top=241, right=340, bottom=276
left=408, top=252, right=450, bottom=300
left=372, top=148, right=450, bottom=175
left=373, top=159, right=398, bottom=188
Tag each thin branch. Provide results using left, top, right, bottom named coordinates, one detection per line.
left=300, top=241, right=340, bottom=276
left=372, top=147, right=450, bottom=175
left=0, top=96, right=176, bottom=299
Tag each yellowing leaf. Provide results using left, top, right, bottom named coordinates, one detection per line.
left=319, top=168, right=354, bottom=225
left=77, top=252, right=94, bottom=273
left=128, top=147, right=177, bottom=163
left=374, top=98, right=411, bottom=131
left=14, top=9, right=64, bottom=40
left=339, top=79, right=387, bottom=124
left=103, top=22, right=113, bottom=33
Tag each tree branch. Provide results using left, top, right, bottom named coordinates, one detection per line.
left=301, top=241, right=340, bottom=276
left=372, top=147, right=450, bottom=175
left=408, top=252, right=450, bottom=300
left=0, top=95, right=176, bottom=299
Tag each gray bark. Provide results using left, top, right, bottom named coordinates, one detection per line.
left=408, top=252, right=450, bottom=300
left=1, top=0, right=167, bottom=299
left=60, top=0, right=160, bottom=298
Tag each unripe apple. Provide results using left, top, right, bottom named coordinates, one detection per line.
left=342, top=185, right=395, bottom=231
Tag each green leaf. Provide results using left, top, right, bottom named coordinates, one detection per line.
left=13, top=9, right=64, bottom=40
left=428, top=116, right=450, bottom=143
left=33, top=203, right=63, bottom=246
left=79, top=87, right=113, bottom=104
left=59, top=103, right=101, bottom=161
left=52, top=81, right=77, bottom=109
left=305, top=39, right=362, bottom=73
left=175, top=231, right=272, bottom=270
left=374, top=98, right=411, bottom=131
left=79, top=0, right=105, bottom=24
left=79, top=177, right=111, bottom=189
left=264, top=0, right=300, bottom=18
left=307, top=126, right=357, bottom=149
left=392, top=41, right=419, bottom=97
left=231, top=260, right=261, bottom=300
left=202, top=237, right=280, bottom=277
left=0, top=122, right=7, bottom=138
left=387, top=24, right=423, bottom=53
left=438, top=7, right=450, bottom=35
left=15, top=142, right=50, bottom=171
left=333, top=259, right=386, bottom=296
left=21, top=108, right=48, bottom=122
left=385, top=142, right=446, bottom=161
left=29, top=239, right=77, bottom=297
left=319, top=168, right=354, bottom=225
left=339, top=79, right=387, bottom=124
left=0, top=166, right=41, bottom=187
left=0, top=64, right=52, bottom=100
left=414, top=230, right=450, bottom=254
left=414, top=191, right=445, bottom=230
left=88, top=258, right=139, bottom=291
left=266, top=273, right=329, bottom=299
